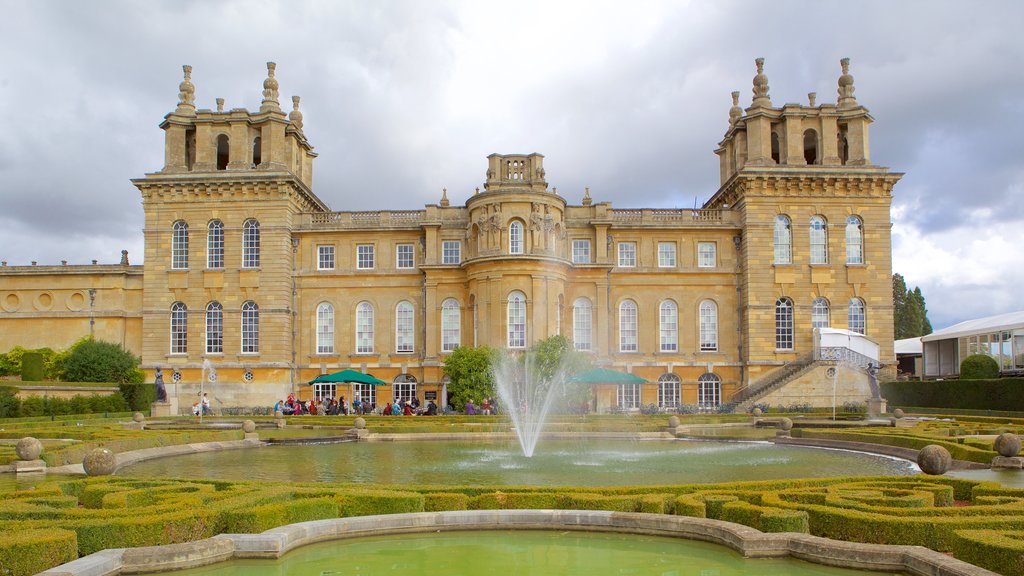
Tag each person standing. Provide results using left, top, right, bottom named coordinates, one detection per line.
left=466, top=399, right=475, bottom=415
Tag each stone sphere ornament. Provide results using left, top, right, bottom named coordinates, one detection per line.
left=752, top=407, right=763, bottom=417
left=893, top=408, right=905, bottom=419
left=83, top=448, right=117, bottom=476
left=668, top=415, right=680, bottom=428
left=917, top=444, right=952, bottom=475
left=15, top=437, right=43, bottom=461
left=133, top=412, right=145, bottom=423
left=354, top=417, right=367, bottom=430
left=994, top=433, right=1021, bottom=458
left=275, top=410, right=284, bottom=419
left=242, top=420, right=256, bottom=433
left=778, top=417, right=794, bottom=431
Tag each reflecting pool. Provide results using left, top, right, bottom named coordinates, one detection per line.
left=118, top=439, right=917, bottom=485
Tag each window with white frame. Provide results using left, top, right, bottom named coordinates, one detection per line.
left=618, top=242, right=637, bottom=267
left=509, top=221, right=524, bottom=254
left=442, top=241, right=461, bottom=264
left=659, top=300, right=678, bottom=352
left=441, top=299, right=460, bottom=352
left=241, top=301, right=259, bottom=353
left=809, top=216, right=828, bottom=264
left=658, top=373, right=681, bottom=408
left=617, top=383, right=640, bottom=409
left=698, top=373, right=721, bottom=410
left=396, top=244, right=415, bottom=269
left=573, top=298, right=592, bottom=351
left=698, top=242, right=716, bottom=268
left=619, top=300, right=638, bottom=352
left=352, top=383, right=376, bottom=408
left=775, top=298, right=794, bottom=350
left=572, top=239, right=591, bottom=264
left=356, top=302, right=374, bottom=353
left=207, top=220, right=224, bottom=269
left=699, top=300, right=718, bottom=352
left=395, top=301, right=415, bottom=353
left=774, top=215, right=792, bottom=265
left=172, top=221, right=189, bottom=269
left=205, top=301, right=223, bottom=354
left=357, top=245, right=375, bottom=269
left=811, top=297, right=830, bottom=329
left=170, top=302, right=187, bottom=354
left=393, top=374, right=417, bottom=402
left=848, top=298, right=866, bottom=334
left=658, top=242, right=677, bottom=268
left=242, top=219, right=260, bottom=268
left=313, top=383, right=336, bottom=402
left=846, top=215, right=864, bottom=264
left=318, top=245, right=335, bottom=270
left=316, top=303, right=334, bottom=354
left=507, top=291, right=526, bottom=348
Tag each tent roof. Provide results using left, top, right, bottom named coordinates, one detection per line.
left=921, top=310, right=1024, bottom=343
left=307, top=369, right=386, bottom=385
left=570, top=367, right=647, bottom=384
left=894, top=337, right=923, bottom=355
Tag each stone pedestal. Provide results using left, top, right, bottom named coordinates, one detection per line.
left=13, top=459, right=46, bottom=473
left=355, top=429, right=370, bottom=439
left=125, top=422, right=145, bottom=430
left=244, top=432, right=259, bottom=440
left=151, top=401, right=174, bottom=418
left=992, top=456, right=1024, bottom=469
left=867, top=398, right=887, bottom=418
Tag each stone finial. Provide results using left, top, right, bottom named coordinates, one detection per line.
left=61, top=260, right=67, bottom=266
left=289, top=95, right=304, bottom=130
left=120, top=250, right=129, bottom=265
left=837, top=57, right=857, bottom=109
left=582, top=187, right=592, bottom=206
left=440, top=188, right=450, bottom=207
left=474, top=187, right=480, bottom=195
left=728, top=91, right=743, bottom=125
left=751, top=58, right=771, bottom=107
left=216, top=98, right=225, bottom=112
left=808, top=92, right=817, bottom=107
left=261, top=61, right=281, bottom=112
left=91, top=259, right=98, bottom=265
left=176, top=64, right=196, bottom=115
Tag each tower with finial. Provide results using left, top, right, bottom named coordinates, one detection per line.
left=261, top=62, right=281, bottom=113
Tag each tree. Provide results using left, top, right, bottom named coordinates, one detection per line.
left=442, top=346, right=499, bottom=411
left=893, top=274, right=933, bottom=339
left=526, top=335, right=593, bottom=406
left=61, top=339, right=144, bottom=384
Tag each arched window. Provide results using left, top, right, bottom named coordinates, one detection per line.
left=811, top=297, right=830, bottom=329
left=699, top=300, right=718, bottom=352
left=441, top=299, right=460, bottom=352
left=241, top=301, right=259, bottom=353
left=393, top=374, right=417, bottom=402
left=659, top=300, right=678, bottom=353
left=774, top=215, right=791, bottom=265
left=172, top=221, right=189, bottom=270
left=809, top=216, right=828, bottom=264
left=356, top=302, right=374, bottom=354
left=507, top=291, right=526, bottom=348
left=216, top=134, right=229, bottom=171
left=170, top=302, right=187, bottom=354
left=242, top=219, right=260, bottom=268
left=803, top=129, right=818, bottom=165
left=316, top=303, right=334, bottom=354
left=207, top=220, right=223, bottom=269
left=848, top=298, right=866, bottom=334
left=509, top=221, right=524, bottom=254
left=775, top=298, right=794, bottom=350
left=698, top=373, right=722, bottom=411
left=205, top=301, right=223, bottom=354
left=252, top=136, right=262, bottom=168
left=658, top=373, right=681, bottom=408
left=573, top=298, right=593, bottom=352
left=619, top=300, right=638, bottom=352
left=845, top=215, right=864, bottom=264
left=395, top=301, right=415, bottom=353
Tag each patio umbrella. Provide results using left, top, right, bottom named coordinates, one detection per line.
left=307, top=369, right=386, bottom=385
left=569, top=367, right=647, bottom=384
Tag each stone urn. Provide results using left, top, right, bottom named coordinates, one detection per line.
left=994, top=433, right=1021, bottom=458
left=242, top=419, right=257, bottom=434
left=15, top=437, right=42, bottom=461
left=354, top=417, right=367, bottom=429
left=917, top=444, right=952, bottom=475
left=83, top=448, right=117, bottom=476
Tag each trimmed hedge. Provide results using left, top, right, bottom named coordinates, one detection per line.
left=961, top=354, right=1000, bottom=380
left=0, top=528, right=77, bottom=576
left=882, top=379, right=1024, bottom=412
left=20, top=353, right=44, bottom=381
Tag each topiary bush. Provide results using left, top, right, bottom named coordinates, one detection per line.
left=20, top=353, right=44, bottom=382
left=961, top=354, right=1000, bottom=380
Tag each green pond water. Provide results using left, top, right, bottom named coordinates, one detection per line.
left=117, top=439, right=917, bottom=485
left=168, top=530, right=902, bottom=576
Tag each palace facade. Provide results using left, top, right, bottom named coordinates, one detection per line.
left=0, top=59, right=901, bottom=414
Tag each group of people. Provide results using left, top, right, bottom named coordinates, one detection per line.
left=273, top=394, right=439, bottom=416
left=464, top=397, right=496, bottom=415
left=190, top=392, right=211, bottom=416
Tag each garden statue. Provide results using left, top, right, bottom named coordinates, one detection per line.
left=155, top=368, right=167, bottom=402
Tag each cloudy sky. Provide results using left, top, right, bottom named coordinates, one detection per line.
left=1, top=0, right=1022, bottom=330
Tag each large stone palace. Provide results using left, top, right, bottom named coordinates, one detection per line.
left=0, top=59, right=901, bottom=414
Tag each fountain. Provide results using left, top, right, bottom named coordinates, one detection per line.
left=493, top=351, right=574, bottom=458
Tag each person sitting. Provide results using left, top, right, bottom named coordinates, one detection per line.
left=309, top=400, right=318, bottom=416
left=273, top=399, right=283, bottom=414
left=339, top=396, right=348, bottom=416
left=383, top=402, right=392, bottom=416
left=482, top=399, right=491, bottom=415
left=403, top=401, right=413, bottom=416
left=425, top=400, right=437, bottom=416
left=352, top=397, right=361, bottom=415
left=465, top=399, right=475, bottom=415
left=391, top=400, right=401, bottom=416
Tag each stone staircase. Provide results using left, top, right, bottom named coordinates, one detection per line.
left=731, top=355, right=822, bottom=412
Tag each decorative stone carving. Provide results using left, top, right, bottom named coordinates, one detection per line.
left=729, top=91, right=743, bottom=125
left=751, top=407, right=763, bottom=417
left=893, top=408, right=904, bottom=419
left=777, top=417, right=793, bottom=431
left=261, top=62, right=280, bottom=112
left=354, top=417, right=367, bottom=429
left=15, top=437, right=42, bottom=461
left=176, top=64, right=196, bottom=114
left=83, top=448, right=117, bottom=476
left=752, top=58, right=771, bottom=107
left=917, top=445, right=951, bottom=475
left=667, top=415, right=680, bottom=428
left=242, top=419, right=257, bottom=433
left=994, top=433, right=1021, bottom=458
left=289, top=95, right=304, bottom=131
left=838, top=58, right=857, bottom=109
left=132, top=412, right=145, bottom=423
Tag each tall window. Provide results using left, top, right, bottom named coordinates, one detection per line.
left=811, top=297, right=830, bottom=329
left=848, top=298, right=866, bottom=334
left=170, top=302, right=187, bottom=354
left=393, top=374, right=417, bottom=402
left=698, top=373, right=721, bottom=410
left=172, top=221, right=189, bottom=269
left=658, top=242, right=677, bottom=268
left=352, top=383, right=376, bottom=407
left=659, top=300, right=678, bottom=352
left=658, top=373, right=681, bottom=408
left=312, top=383, right=336, bottom=402
left=357, top=245, right=375, bottom=269
left=442, top=241, right=461, bottom=264
left=441, top=299, right=460, bottom=352
left=318, top=245, right=335, bottom=270
left=356, top=302, right=374, bottom=354
left=205, top=301, right=223, bottom=354
left=316, top=303, right=334, bottom=354
left=698, top=242, right=716, bottom=268
left=617, top=383, right=641, bottom=409
left=573, top=298, right=593, bottom=351
left=809, top=216, right=827, bottom=264
left=618, top=242, right=637, bottom=267
left=509, top=221, right=524, bottom=254
left=619, top=300, right=638, bottom=352
left=775, top=298, right=794, bottom=350
left=396, top=244, right=415, bottom=269
left=773, top=215, right=791, bottom=265
left=207, top=220, right=224, bottom=269
left=242, top=219, right=260, bottom=268
left=507, top=291, right=526, bottom=348
left=699, top=300, right=718, bottom=352
left=846, top=216, right=864, bottom=264
left=241, top=301, right=259, bottom=353
left=395, top=301, right=415, bottom=353
left=572, top=239, right=591, bottom=264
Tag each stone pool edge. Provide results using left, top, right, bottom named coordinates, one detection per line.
left=38, top=509, right=995, bottom=576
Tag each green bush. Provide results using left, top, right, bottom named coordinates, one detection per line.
left=0, top=386, right=20, bottom=418
left=118, top=384, right=156, bottom=411
left=61, top=340, right=143, bottom=385
left=423, top=492, right=469, bottom=512
left=881, top=379, right=1024, bottom=412
left=20, top=353, right=44, bottom=381
left=223, top=498, right=338, bottom=533
left=0, top=528, right=77, bottom=576
left=961, top=354, right=1001, bottom=380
